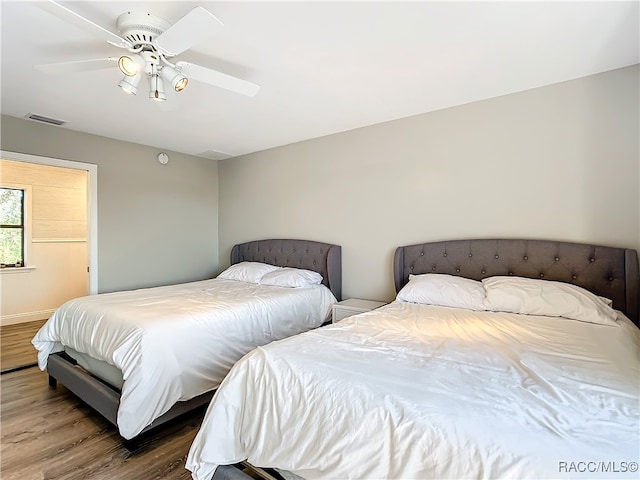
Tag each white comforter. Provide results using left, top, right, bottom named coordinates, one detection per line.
left=32, top=278, right=336, bottom=439
left=186, top=301, right=640, bottom=480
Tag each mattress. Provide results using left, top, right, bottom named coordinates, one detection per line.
left=33, top=278, right=336, bottom=439
left=64, top=346, right=124, bottom=390
left=186, top=301, right=640, bottom=480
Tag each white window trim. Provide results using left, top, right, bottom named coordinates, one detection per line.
left=1, top=266, right=36, bottom=274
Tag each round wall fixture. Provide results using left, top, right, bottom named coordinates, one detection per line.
left=158, top=152, right=169, bottom=165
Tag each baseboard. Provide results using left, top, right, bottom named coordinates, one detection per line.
left=1, top=309, right=55, bottom=326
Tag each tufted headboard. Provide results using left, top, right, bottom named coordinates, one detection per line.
left=394, top=239, right=639, bottom=326
left=231, top=239, right=342, bottom=301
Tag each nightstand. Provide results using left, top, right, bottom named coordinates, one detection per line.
left=332, top=298, right=386, bottom=323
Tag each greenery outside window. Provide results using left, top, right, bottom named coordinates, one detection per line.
left=0, top=187, right=25, bottom=268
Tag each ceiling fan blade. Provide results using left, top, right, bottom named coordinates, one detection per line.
left=36, top=57, right=118, bottom=74
left=176, top=62, right=260, bottom=97
left=36, top=1, right=131, bottom=49
left=154, top=7, right=223, bottom=56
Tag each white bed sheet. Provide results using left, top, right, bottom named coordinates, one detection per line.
left=32, top=278, right=336, bottom=439
left=186, top=301, right=640, bottom=480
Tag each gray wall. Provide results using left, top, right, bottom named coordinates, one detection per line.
left=218, top=65, right=640, bottom=302
left=3, top=66, right=637, bottom=300
left=1, top=115, right=219, bottom=293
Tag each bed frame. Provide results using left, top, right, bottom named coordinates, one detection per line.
left=230, top=238, right=341, bottom=300
left=46, top=238, right=342, bottom=444
left=394, top=238, right=639, bottom=325
left=214, top=237, right=640, bottom=480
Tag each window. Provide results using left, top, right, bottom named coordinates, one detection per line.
left=0, top=187, right=25, bottom=267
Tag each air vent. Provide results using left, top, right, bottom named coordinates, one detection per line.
left=197, top=150, right=233, bottom=161
left=25, top=113, right=67, bottom=126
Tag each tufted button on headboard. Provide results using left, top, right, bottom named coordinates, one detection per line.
left=230, top=239, right=342, bottom=300
left=393, top=239, right=639, bottom=326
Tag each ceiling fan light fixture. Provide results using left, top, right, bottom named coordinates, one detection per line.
left=118, top=73, right=141, bottom=94
left=174, top=76, right=188, bottom=92
left=161, top=66, right=188, bottom=92
left=35, top=4, right=258, bottom=103
left=149, top=74, right=167, bottom=101
left=118, top=54, right=145, bottom=76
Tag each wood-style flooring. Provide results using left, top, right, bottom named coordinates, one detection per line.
left=1, top=319, right=46, bottom=372
left=0, top=320, right=207, bottom=479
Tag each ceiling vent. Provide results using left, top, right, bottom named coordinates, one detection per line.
left=197, top=150, right=233, bottom=161
left=25, top=113, right=67, bottom=126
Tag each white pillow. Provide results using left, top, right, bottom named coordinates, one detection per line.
left=482, top=276, right=618, bottom=326
left=259, top=267, right=323, bottom=288
left=598, top=295, right=614, bottom=307
left=217, top=262, right=280, bottom=284
left=396, top=273, right=488, bottom=311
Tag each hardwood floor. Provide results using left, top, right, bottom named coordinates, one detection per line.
left=1, top=319, right=47, bottom=372
left=0, top=321, right=207, bottom=479
left=1, top=367, right=206, bottom=479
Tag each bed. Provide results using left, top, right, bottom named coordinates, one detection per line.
left=186, top=238, right=640, bottom=480
left=32, top=238, right=341, bottom=441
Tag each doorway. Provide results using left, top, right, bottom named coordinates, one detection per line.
left=0, top=150, right=97, bottom=294
left=0, top=151, right=97, bottom=371
left=1, top=152, right=97, bottom=326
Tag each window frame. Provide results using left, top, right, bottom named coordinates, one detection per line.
left=0, top=184, right=31, bottom=269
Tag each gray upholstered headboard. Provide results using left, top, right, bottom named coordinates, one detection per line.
left=394, top=239, right=639, bottom=326
left=231, top=239, right=342, bottom=301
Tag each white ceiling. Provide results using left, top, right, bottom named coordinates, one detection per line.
left=1, top=1, right=638, bottom=160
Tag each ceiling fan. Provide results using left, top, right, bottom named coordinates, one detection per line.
left=35, top=1, right=260, bottom=101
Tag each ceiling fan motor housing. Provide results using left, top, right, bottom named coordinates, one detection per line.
left=116, top=12, right=171, bottom=49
